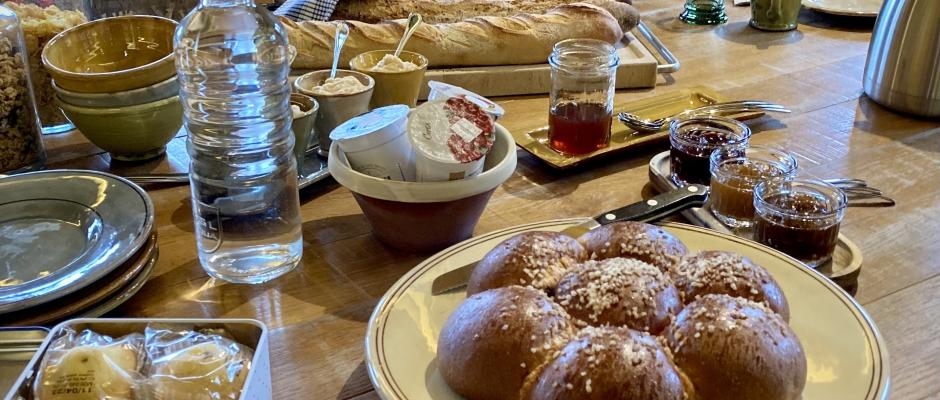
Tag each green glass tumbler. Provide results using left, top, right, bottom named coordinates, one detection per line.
left=750, top=0, right=801, bottom=31
left=679, top=0, right=728, bottom=25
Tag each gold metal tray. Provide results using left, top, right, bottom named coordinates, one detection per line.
left=515, top=86, right=764, bottom=169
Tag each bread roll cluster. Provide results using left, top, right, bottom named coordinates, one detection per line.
left=438, top=221, right=806, bottom=400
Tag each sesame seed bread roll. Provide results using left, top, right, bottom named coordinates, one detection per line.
left=555, top=258, right=682, bottom=334
left=665, top=294, right=806, bottom=400
left=437, top=285, right=578, bottom=400
left=522, top=326, right=691, bottom=400
left=672, top=251, right=790, bottom=321
left=468, top=231, right=587, bottom=295
left=578, top=222, right=688, bottom=274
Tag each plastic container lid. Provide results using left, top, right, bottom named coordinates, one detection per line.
left=427, top=81, right=505, bottom=120
left=329, top=105, right=410, bottom=153
left=407, top=98, right=495, bottom=164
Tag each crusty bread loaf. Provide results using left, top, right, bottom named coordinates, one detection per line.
left=437, top=286, right=577, bottom=400
left=283, top=3, right=624, bottom=69
left=665, top=294, right=806, bottom=400
left=330, top=0, right=639, bottom=32
left=672, top=251, right=790, bottom=321
left=578, top=221, right=689, bottom=275
left=522, top=326, right=690, bottom=400
left=467, top=231, right=586, bottom=295
left=555, top=257, right=682, bottom=334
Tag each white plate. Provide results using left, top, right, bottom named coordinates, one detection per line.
left=803, top=0, right=883, bottom=17
left=365, top=220, right=889, bottom=400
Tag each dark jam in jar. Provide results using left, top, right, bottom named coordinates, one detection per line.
left=671, top=128, right=742, bottom=185
left=754, top=192, right=841, bottom=267
left=548, top=102, right=612, bottom=155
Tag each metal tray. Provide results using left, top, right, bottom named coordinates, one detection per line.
left=516, top=86, right=765, bottom=169
left=648, top=151, right=864, bottom=294
left=4, top=319, right=271, bottom=400
left=0, top=328, right=48, bottom=397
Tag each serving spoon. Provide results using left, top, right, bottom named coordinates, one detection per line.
left=329, top=22, right=350, bottom=79
left=393, top=13, right=423, bottom=58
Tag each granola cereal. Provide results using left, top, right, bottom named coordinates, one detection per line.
left=3, top=2, right=85, bottom=129
left=0, top=34, right=43, bottom=172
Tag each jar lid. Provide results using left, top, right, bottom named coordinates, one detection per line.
left=427, top=81, right=505, bottom=120
left=407, top=98, right=495, bottom=164
left=330, top=104, right=410, bottom=153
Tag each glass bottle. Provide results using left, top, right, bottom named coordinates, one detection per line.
left=3, top=0, right=87, bottom=134
left=0, top=4, right=45, bottom=173
left=547, top=38, right=619, bottom=156
left=175, top=0, right=302, bottom=284
left=679, top=0, right=728, bottom=25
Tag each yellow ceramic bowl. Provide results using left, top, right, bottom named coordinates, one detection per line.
left=42, top=15, right=177, bottom=94
left=58, top=95, right=182, bottom=161
left=349, top=50, right=428, bottom=108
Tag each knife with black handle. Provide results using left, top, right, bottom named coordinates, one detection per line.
left=430, top=184, right=709, bottom=295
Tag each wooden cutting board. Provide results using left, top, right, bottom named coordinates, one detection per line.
left=415, top=31, right=659, bottom=99
left=290, top=30, right=662, bottom=100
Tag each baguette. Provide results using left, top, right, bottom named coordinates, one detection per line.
left=284, top=3, right=624, bottom=69
left=331, top=0, right=634, bottom=25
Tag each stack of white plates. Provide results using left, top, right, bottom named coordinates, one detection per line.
left=0, top=170, right=157, bottom=326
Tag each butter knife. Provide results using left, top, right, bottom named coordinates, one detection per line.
left=430, top=184, right=709, bottom=295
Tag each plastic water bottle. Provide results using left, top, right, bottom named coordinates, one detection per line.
left=175, top=0, right=302, bottom=284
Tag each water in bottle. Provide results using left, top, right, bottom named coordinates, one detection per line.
left=175, top=0, right=302, bottom=284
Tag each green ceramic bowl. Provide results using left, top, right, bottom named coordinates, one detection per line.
left=58, top=95, right=182, bottom=161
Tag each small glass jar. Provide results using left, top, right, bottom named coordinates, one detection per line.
left=669, top=116, right=751, bottom=186
left=753, top=179, right=847, bottom=268
left=547, top=38, right=619, bottom=156
left=707, top=145, right=798, bottom=229
left=680, top=0, right=728, bottom=25
left=3, top=0, right=87, bottom=135
left=750, top=0, right=801, bottom=31
left=0, top=4, right=45, bottom=173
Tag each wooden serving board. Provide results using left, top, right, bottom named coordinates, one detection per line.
left=415, top=31, right=658, bottom=99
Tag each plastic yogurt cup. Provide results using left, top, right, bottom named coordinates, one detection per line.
left=427, top=81, right=505, bottom=121
left=330, top=104, right=415, bottom=181
left=407, top=97, right=496, bottom=182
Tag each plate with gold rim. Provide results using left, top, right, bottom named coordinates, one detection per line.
left=803, top=0, right=883, bottom=17
left=365, top=220, right=889, bottom=399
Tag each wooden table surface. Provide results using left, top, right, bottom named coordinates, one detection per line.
left=39, top=1, right=940, bottom=399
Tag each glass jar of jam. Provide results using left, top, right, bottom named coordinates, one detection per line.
left=547, top=38, right=619, bottom=156
left=707, top=145, right=797, bottom=229
left=753, top=179, right=847, bottom=268
left=669, top=116, right=751, bottom=186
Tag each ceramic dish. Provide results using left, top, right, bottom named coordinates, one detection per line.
left=76, top=243, right=158, bottom=319
left=0, top=170, right=154, bottom=313
left=41, top=15, right=177, bottom=93
left=647, top=151, right=864, bottom=293
left=329, top=124, right=517, bottom=251
left=52, top=76, right=179, bottom=108
left=516, top=86, right=766, bottom=169
left=0, top=233, right=157, bottom=326
left=803, top=0, right=883, bottom=16
left=365, top=220, right=890, bottom=400
left=58, top=95, right=183, bottom=161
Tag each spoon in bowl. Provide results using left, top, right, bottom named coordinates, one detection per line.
left=393, top=13, right=422, bottom=58
left=329, top=22, right=350, bottom=79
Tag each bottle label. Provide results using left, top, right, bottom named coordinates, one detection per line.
left=194, top=200, right=222, bottom=253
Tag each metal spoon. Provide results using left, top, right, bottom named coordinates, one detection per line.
left=329, top=22, right=349, bottom=79
left=393, top=13, right=422, bottom=58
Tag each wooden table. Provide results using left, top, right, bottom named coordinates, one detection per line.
left=40, top=1, right=940, bottom=399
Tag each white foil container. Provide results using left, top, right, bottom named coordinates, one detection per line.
left=4, top=318, right=271, bottom=400
left=427, top=81, right=505, bottom=121
left=330, top=105, right=415, bottom=181
left=407, top=99, right=496, bottom=182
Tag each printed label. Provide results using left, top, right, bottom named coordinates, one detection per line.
left=451, top=118, right=483, bottom=142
